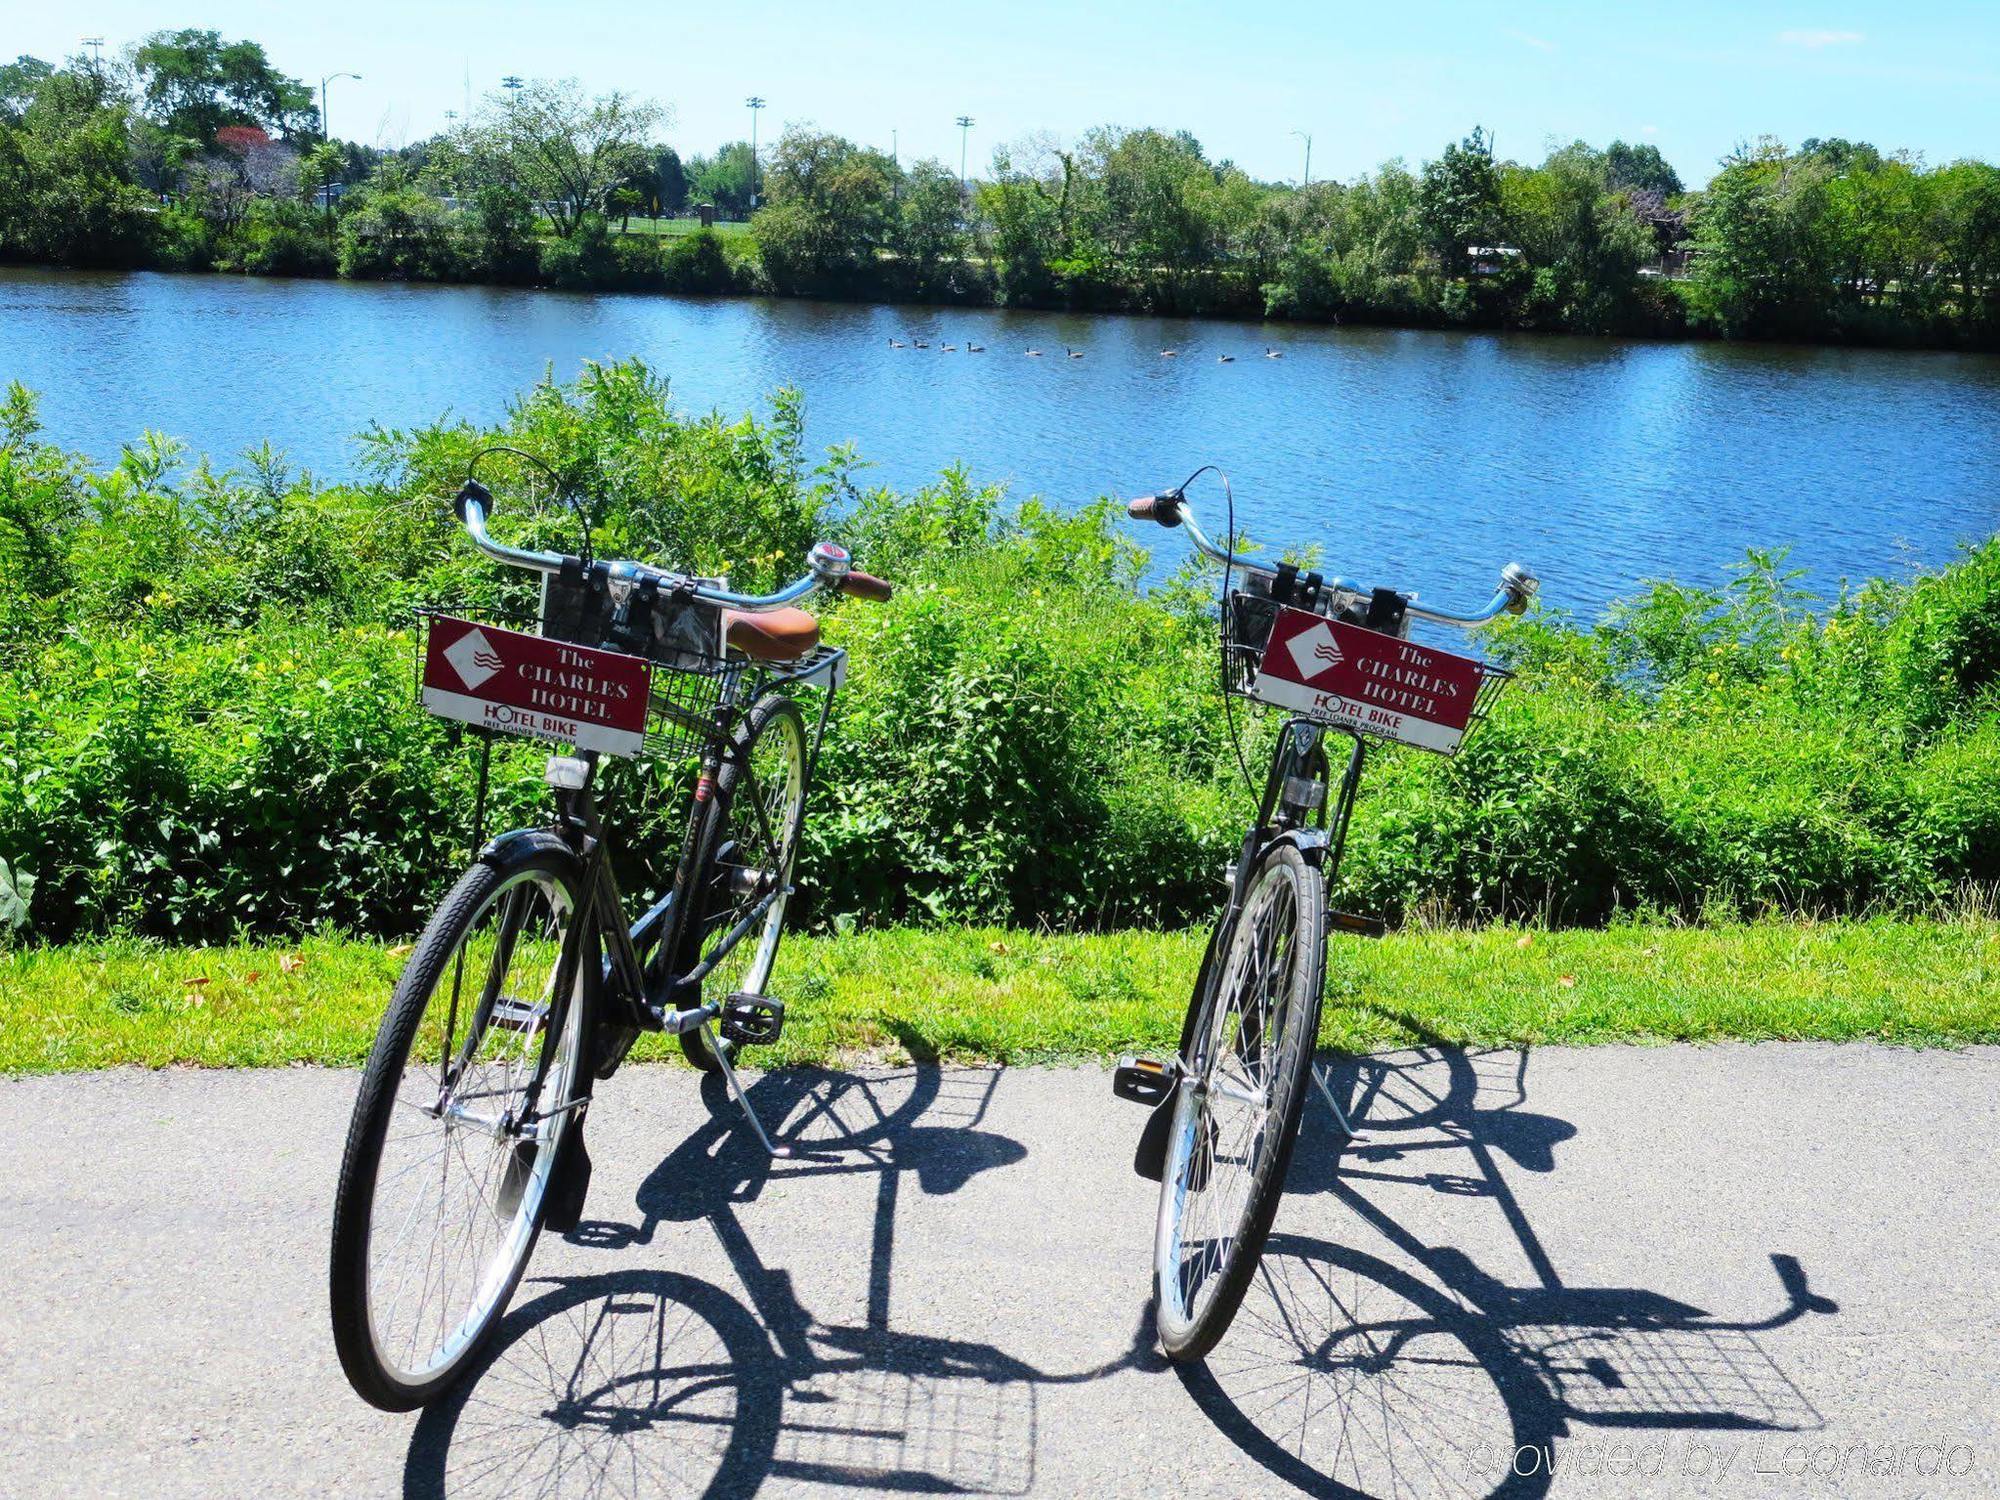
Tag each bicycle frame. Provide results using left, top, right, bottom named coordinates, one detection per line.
left=499, top=645, right=846, bottom=1134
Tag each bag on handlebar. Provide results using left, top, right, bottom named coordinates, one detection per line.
left=539, top=564, right=725, bottom=677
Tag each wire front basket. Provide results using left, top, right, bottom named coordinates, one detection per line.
left=1221, top=585, right=1513, bottom=756
left=413, top=575, right=745, bottom=766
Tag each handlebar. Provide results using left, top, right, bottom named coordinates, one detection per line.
left=1127, top=487, right=1537, bottom=628
left=453, top=480, right=891, bottom=610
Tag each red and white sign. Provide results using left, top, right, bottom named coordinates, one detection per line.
left=1251, top=607, right=1487, bottom=754
left=421, top=616, right=653, bottom=758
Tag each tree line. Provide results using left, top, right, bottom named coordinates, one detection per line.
left=3, top=33, right=1998, bottom=346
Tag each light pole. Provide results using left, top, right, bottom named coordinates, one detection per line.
left=955, top=114, right=975, bottom=191
left=320, top=72, right=360, bottom=144
left=501, top=75, right=524, bottom=113
left=81, top=36, right=103, bottom=72
left=745, top=96, right=765, bottom=212
left=1292, top=130, right=1312, bottom=188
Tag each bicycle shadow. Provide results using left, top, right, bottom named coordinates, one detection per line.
left=1181, top=1017, right=1839, bottom=1500
left=405, top=1061, right=1155, bottom=1498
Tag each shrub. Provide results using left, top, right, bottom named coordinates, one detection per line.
left=1, top=364, right=1995, bottom=942
left=660, top=228, right=735, bottom=293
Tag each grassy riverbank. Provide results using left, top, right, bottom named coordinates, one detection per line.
left=3, top=918, right=1994, bottom=1073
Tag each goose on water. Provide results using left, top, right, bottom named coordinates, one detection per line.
left=966, top=342, right=985, bottom=352
left=1217, top=353, right=1235, bottom=363
left=1264, top=347, right=1283, bottom=359
left=1159, top=349, right=1178, bottom=358
left=1065, top=346, right=1083, bottom=359
left=941, top=342, right=956, bottom=352
left=1026, top=348, right=1043, bottom=356
left=913, top=338, right=930, bottom=348
left=888, top=338, right=906, bottom=348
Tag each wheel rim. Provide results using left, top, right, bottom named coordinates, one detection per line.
left=364, top=868, right=583, bottom=1387
left=1159, top=857, right=1305, bottom=1337
left=702, top=708, right=806, bottom=1007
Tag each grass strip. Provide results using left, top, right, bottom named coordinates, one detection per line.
left=2, top=919, right=1995, bottom=1074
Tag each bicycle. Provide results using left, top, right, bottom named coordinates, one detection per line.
left=329, top=469, right=892, bottom=1411
left=1111, top=471, right=1538, bottom=1363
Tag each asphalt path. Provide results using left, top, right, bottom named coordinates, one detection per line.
left=3, top=1043, right=1996, bottom=1498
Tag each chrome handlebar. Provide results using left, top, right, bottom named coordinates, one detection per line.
left=1129, top=489, right=1539, bottom=628
left=454, top=481, right=860, bottom=610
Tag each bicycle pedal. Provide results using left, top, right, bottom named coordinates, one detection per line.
left=1112, top=1054, right=1178, bottom=1106
left=1329, top=911, right=1387, bottom=938
left=720, top=993, right=785, bottom=1047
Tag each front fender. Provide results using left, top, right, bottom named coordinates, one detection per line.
left=1268, top=826, right=1331, bottom=868
left=477, top=826, right=580, bottom=873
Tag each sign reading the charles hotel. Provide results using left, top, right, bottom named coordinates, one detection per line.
left=421, top=616, right=652, bottom=758
left=1252, top=606, right=1487, bottom=754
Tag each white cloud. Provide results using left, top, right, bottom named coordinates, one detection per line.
left=1641, top=124, right=1660, bottom=137
left=1505, top=28, right=1555, bottom=52
left=1776, top=28, right=1865, bottom=48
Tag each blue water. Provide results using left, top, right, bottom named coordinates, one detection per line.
left=4, top=266, right=1996, bottom=619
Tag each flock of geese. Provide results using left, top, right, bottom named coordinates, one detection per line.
left=887, top=338, right=1285, bottom=362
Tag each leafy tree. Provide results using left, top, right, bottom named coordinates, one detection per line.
left=654, top=146, right=687, bottom=215
left=1604, top=140, right=1683, bottom=198
left=753, top=126, right=895, bottom=284
left=1503, top=143, right=1656, bottom=329
left=0, top=55, right=53, bottom=123
left=893, top=158, right=968, bottom=289
left=0, top=65, right=153, bottom=266
left=1934, top=160, right=2000, bottom=331
left=979, top=136, right=1088, bottom=296
left=1090, top=127, right=1218, bottom=278
left=336, top=161, right=467, bottom=279
left=1687, top=140, right=1845, bottom=336
left=1418, top=127, right=1503, bottom=276
left=1800, top=137, right=1882, bottom=174
left=131, top=29, right=316, bottom=144
left=471, top=183, right=539, bottom=279
left=464, top=78, right=661, bottom=238
left=687, top=141, right=755, bottom=216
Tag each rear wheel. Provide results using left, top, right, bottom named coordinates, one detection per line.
left=330, top=844, right=590, bottom=1409
left=678, top=695, right=809, bottom=1071
left=1156, top=840, right=1325, bottom=1363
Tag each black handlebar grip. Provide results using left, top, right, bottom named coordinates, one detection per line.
left=454, top=478, right=492, bottom=523
left=838, top=570, right=893, bottom=602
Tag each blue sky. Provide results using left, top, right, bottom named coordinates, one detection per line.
left=22, top=2, right=1999, bottom=184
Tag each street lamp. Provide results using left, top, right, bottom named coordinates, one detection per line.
left=321, top=72, right=361, bottom=144
left=745, top=96, right=765, bottom=211
left=81, top=37, right=103, bottom=72
left=1292, top=129, right=1312, bottom=189
left=502, top=75, right=524, bottom=115
left=955, top=115, right=975, bottom=190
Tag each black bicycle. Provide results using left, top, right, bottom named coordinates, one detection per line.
left=329, top=472, right=891, bottom=1410
left=1112, top=471, right=1538, bottom=1362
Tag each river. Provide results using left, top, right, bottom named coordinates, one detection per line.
left=4, top=266, right=1996, bottom=619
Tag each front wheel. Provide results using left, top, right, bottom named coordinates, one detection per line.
left=329, top=842, right=591, bottom=1409
left=1156, top=839, right=1326, bottom=1363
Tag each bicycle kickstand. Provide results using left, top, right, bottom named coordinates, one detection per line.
left=1311, top=1062, right=1368, bottom=1141
left=703, top=1021, right=791, bottom=1158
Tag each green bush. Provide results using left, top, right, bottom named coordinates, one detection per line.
left=0, top=366, right=1995, bottom=944
left=660, top=228, right=736, bottom=293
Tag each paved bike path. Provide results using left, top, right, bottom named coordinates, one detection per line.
left=3, top=1044, right=1996, bottom=1499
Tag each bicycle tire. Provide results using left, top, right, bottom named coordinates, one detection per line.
left=678, top=694, right=810, bottom=1071
left=1155, top=838, right=1326, bottom=1363
left=329, top=839, right=592, bottom=1410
